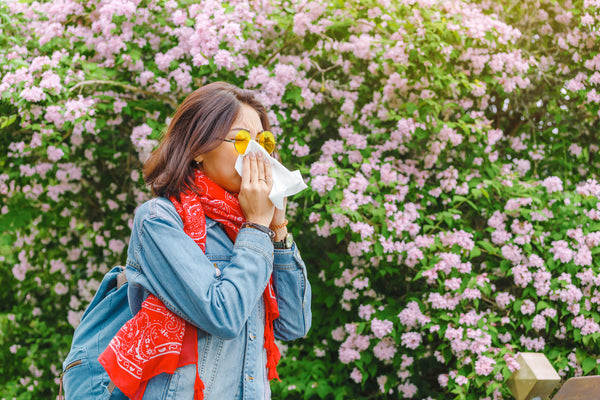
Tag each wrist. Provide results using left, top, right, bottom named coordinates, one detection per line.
left=273, top=227, right=288, bottom=242
left=270, top=219, right=288, bottom=231
left=246, top=217, right=272, bottom=227
left=270, top=219, right=288, bottom=241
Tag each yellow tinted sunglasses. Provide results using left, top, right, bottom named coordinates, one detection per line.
left=221, top=129, right=276, bottom=155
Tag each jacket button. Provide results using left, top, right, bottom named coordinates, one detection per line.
left=249, top=333, right=256, bottom=341
left=247, top=375, right=254, bottom=381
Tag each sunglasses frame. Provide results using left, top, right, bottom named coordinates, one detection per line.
left=220, top=129, right=276, bottom=155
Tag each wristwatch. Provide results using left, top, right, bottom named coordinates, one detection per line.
left=274, top=233, right=294, bottom=249
left=241, top=222, right=275, bottom=241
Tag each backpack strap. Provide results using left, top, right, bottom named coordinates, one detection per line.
left=116, top=270, right=127, bottom=290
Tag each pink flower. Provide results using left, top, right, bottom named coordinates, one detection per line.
left=512, top=264, right=532, bottom=287
left=581, top=319, right=600, bottom=335
left=113, top=99, right=127, bottom=113
left=520, top=299, right=535, bottom=315
left=108, top=239, right=125, bottom=254
left=331, top=327, right=346, bottom=341
left=444, top=277, right=462, bottom=291
left=47, top=146, right=64, bottom=162
left=155, top=52, right=175, bottom=71
left=358, top=304, right=375, bottom=320
left=21, top=86, right=46, bottom=102
left=398, top=301, right=430, bottom=328
left=171, top=9, right=187, bottom=25
left=353, top=277, right=369, bottom=290
left=455, top=375, right=468, bottom=386
left=371, top=318, right=393, bottom=338
left=504, top=354, right=520, bottom=372
left=311, top=176, right=336, bottom=195
left=505, top=197, right=532, bottom=211
left=401, top=332, right=422, bottom=349
left=475, top=356, right=496, bottom=376
left=54, top=282, right=69, bottom=295
left=138, top=71, right=155, bottom=86
left=438, top=374, right=449, bottom=387
left=338, top=347, right=361, bottom=364
left=574, top=246, right=592, bottom=266
left=68, top=310, right=83, bottom=329
left=519, top=335, right=545, bottom=351
left=532, top=315, right=546, bottom=330
left=549, top=240, right=573, bottom=263
left=502, top=244, right=523, bottom=264
left=373, top=338, right=397, bottom=361
left=152, top=77, right=171, bottom=94
left=569, top=143, right=583, bottom=157
left=350, top=368, right=362, bottom=384
left=349, top=222, right=375, bottom=240
left=39, top=70, right=62, bottom=91
left=491, top=229, right=511, bottom=244
left=397, top=382, right=417, bottom=398
left=488, top=211, right=507, bottom=229
left=495, top=292, right=515, bottom=308
left=581, top=13, right=595, bottom=25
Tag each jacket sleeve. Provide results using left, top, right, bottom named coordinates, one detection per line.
left=130, top=202, right=274, bottom=340
left=272, top=243, right=312, bottom=341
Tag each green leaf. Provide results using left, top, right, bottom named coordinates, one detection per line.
left=0, top=114, right=17, bottom=129
left=583, top=357, right=597, bottom=374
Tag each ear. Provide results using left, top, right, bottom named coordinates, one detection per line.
left=194, top=155, right=204, bottom=164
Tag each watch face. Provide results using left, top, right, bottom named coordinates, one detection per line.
left=274, top=233, right=293, bottom=249
left=285, top=233, right=294, bottom=248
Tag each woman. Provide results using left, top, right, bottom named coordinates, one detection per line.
left=100, top=82, right=312, bottom=399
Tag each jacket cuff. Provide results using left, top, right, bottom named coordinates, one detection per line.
left=235, top=227, right=274, bottom=264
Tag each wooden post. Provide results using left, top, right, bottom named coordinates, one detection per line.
left=507, top=353, right=561, bottom=400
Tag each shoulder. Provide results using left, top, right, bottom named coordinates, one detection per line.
left=133, top=197, right=183, bottom=229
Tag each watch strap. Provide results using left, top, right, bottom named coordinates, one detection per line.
left=273, top=233, right=294, bottom=249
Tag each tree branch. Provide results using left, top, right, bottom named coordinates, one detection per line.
left=69, top=80, right=178, bottom=109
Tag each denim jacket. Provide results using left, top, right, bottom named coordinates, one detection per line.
left=121, top=197, right=311, bottom=400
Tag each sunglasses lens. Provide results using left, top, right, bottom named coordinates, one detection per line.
left=235, top=130, right=251, bottom=154
left=258, top=131, right=275, bottom=154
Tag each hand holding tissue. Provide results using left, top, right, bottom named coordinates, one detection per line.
left=234, top=140, right=307, bottom=209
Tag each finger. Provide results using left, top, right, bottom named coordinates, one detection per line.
left=257, top=152, right=266, bottom=181
left=249, top=152, right=258, bottom=183
left=264, top=158, right=273, bottom=189
left=241, top=152, right=251, bottom=187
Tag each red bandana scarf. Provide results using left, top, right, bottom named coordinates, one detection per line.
left=99, top=170, right=280, bottom=399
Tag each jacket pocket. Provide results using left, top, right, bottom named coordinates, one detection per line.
left=62, top=347, right=93, bottom=399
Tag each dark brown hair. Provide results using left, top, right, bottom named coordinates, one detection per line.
left=144, top=82, right=271, bottom=200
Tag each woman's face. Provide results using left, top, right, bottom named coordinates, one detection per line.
left=195, top=103, right=264, bottom=194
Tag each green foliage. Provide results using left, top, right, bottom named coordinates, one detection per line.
left=1, top=0, right=600, bottom=398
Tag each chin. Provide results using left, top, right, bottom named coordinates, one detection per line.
left=225, top=183, right=241, bottom=195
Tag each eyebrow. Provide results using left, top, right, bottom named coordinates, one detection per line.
left=229, top=127, right=266, bottom=134
left=230, top=127, right=247, bottom=131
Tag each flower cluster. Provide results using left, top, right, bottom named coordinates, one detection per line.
left=1, top=0, right=599, bottom=398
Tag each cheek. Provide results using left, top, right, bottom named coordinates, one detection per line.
left=207, top=151, right=242, bottom=192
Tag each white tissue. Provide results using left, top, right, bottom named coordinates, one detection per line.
left=234, top=140, right=308, bottom=209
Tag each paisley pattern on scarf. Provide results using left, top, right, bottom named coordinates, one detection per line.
left=108, top=296, right=186, bottom=380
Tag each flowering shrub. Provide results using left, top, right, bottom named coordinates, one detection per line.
left=1, top=0, right=599, bottom=398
